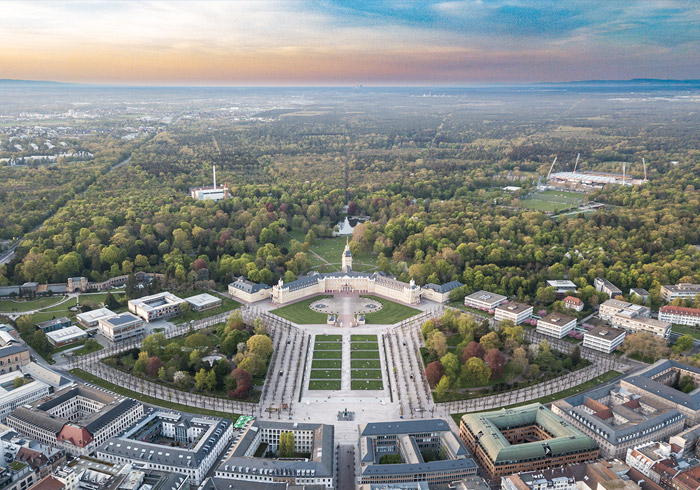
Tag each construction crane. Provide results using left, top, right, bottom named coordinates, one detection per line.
left=573, top=153, right=580, bottom=173
left=546, top=156, right=558, bottom=180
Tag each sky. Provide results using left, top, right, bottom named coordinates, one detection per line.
left=1, top=0, right=699, bottom=85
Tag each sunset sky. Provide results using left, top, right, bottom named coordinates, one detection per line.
left=1, top=0, right=699, bottom=85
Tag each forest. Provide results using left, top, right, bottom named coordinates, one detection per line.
left=1, top=86, right=699, bottom=311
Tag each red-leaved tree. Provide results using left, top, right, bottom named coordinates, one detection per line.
left=485, top=349, right=506, bottom=378
left=425, top=361, right=444, bottom=387
left=228, top=368, right=252, bottom=399
left=461, top=341, right=485, bottom=363
left=146, top=357, right=164, bottom=378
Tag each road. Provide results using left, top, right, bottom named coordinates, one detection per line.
left=336, top=444, right=356, bottom=490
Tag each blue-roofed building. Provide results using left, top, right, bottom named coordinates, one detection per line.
left=421, top=280, right=464, bottom=304
left=359, top=419, right=476, bottom=486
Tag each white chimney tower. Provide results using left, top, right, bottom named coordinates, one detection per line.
left=213, top=165, right=217, bottom=189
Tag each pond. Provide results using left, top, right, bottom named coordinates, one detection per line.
left=335, top=216, right=368, bottom=235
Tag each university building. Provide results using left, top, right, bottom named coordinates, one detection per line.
left=659, top=306, right=700, bottom=327
left=128, top=292, right=185, bottom=322
left=661, top=284, right=700, bottom=303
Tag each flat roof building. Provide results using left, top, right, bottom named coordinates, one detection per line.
left=358, top=419, right=476, bottom=486
left=494, top=302, right=533, bottom=325
left=583, top=325, right=626, bottom=353
left=460, top=403, right=598, bottom=480
left=599, top=299, right=670, bottom=338
left=595, top=277, right=623, bottom=298
left=536, top=313, right=577, bottom=339
left=128, top=292, right=184, bottom=322
left=76, top=308, right=116, bottom=329
left=184, top=293, right=222, bottom=312
left=45, top=326, right=87, bottom=347
left=464, top=291, right=507, bottom=311
left=98, top=313, right=144, bottom=342
left=546, top=280, right=577, bottom=295
left=0, top=371, right=51, bottom=422
left=661, top=284, right=700, bottom=303
left=35, top=318, right=71, bottom=334
left=660, top=306, right=700, bottom=327
left=630, top=288, right=650, bottom=303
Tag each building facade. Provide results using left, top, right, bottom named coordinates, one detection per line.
left=536, top=313, right=577, bottom=339
left=661, top=284, right=700, bottom=303
left=659, top=306, right=700, bottom=327
left=595, top=277, right=623, bottom=298
left=0, top=345, right=30, bottom=375
left=494, top=303, right=533, bottom=325
left=227, top=277, right=272, bottom=304
left=564, top=296, right=584, bottom=312
left=98, top=313, right=144, bottom=342
left=128, top=292, right=184, bottom=322
left=583, top=325, right=626, bottom=353
left=45, top=326, right=87, bottom=347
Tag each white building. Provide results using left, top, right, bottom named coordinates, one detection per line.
left=0, top=372, right=50, bottom=422
left=76, top=307, right=116, bottom=329
left=128, top=292, right=184, bottom=322
left=599, top=299, right=670, bottom=338
left=185, top=293, right=222, bottom=312
left=98, top=313, right=144, bottom=342
left=421, top=281, right=464, bottom=304
left=659, top=306, right=700, bottom=327
left=45, top=326, right=87, bottom=347
left=599, top=299, right=650, bottom=322
left=494, top=302, right=533, bottom=325
left=464, top=290, right=507, bottom=310
left=189, top=166, right=229, bottom=202
left=546, top=280, right=577, bottom=295
left=594, top=277, right=623, bottom=298
left=536, top=313, right=577, bottom=339
left=564, top=296, right=584, bottom=312
left=583, top=325, right=626, bottom=353
left=228, top=277, right=272, bottom=304
left=661, top=283, right=700, bottom=303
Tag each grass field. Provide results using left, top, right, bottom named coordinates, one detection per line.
left=351, top=342, right=379, bottom=350
left=312, top=360, right=342, bottom=369
left=450, top=369, right=622, bottom=425
left=70, top=368, right=241, bottom=421
left=351, top=380, right=383, bottom=390
left=312, top=350, right=342, bottom=359
left=306, top=236, right=378, bottom=272
left=174, top=296, right=240, bottom=324
left=270, top=296, right=331, bottom=324
left=309, top=369, right=342, bottom=379
left=313, top=341, right=342, bottom=350
left=351, top=360, right=381, bottom=369
left=316, top=334, right=342, bottom=341
left=72, top=340, right=104, bottom=357
left=0, top=295, right=66, bottom=312
left=519, top=190, right=584, bottom=213
left=360, top=296, right=421, bottom=324
left=352, top=369, right=383, bottom=379
left=351, top=334, right=378, bottom=341
left=351, top=350, right=380, bottom=359
left=308, top=380, right=341, bottom=390
left=672, top=324, right=700, bottom=341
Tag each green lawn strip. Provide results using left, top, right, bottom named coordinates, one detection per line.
left=270, top=296, right=331, bottom=324
left=312, top=360, right=342, bottom=369
left=351, top=350, right=380, bottom=359
left=72, top=341, right=104, bottom=357
left=449, top=369, right=622, bottom=426
left=308, top=380, right=341, bottom=390
left=351, top=369, right=383, bottom=380
left=309, top=369, right=342, bottom=379
left=351, top=360, right=381, bottom=369
left=316, top=335, right=342, bottom=341
left=313, top=342, right=342, bottom=350
left=78, top=292, right=125, bottom=306
left=312, top=350, right=342, bottom=360
left=173, top=296, right=240, bottom=325
left=672, top=324, right=700, bottom=341
left=350, top=342, right=379, bottom=350
left=359, top=295, right=421, bottom=324
left=70, top=368, right=241, bottom=421
left=351, top=380, right=383, bottom=390
left=42, top=296, right=78, bottom=312
left=351, top=334, right=378, bottom=341
left=0, top=296, right=65, bottom=313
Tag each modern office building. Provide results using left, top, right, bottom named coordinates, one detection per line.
left=45, top=326, right=87, bottom=347
left=583, top=325, right=626, bottom=353
left=599, top=299, right=651, bottom=321
left=460, top=403, right=598, bottom=480
left=659, top=306, right=700, bottom=327
left=35, top=318, right=71, bottom=334
left=661, top=284, right=700, bottom=303
left=494, top=302, right=533, bottom=325
left=564, top=296, right=584, bottom=312
left=630, top=288, right=650, bottom=303
left=184, top=293, right=222, bottom=312
left=536, top=313, right=577, bottom=338
left=358, top=419, right=476, bottom=486
left=547, top=280, right=578, bottom=296
left=228, top=277, right=272, bottom=304
left=0, top=371, right=51, bottom=422
left=551, top=384, right=685, bottom=458
left=98, top=313, right=144, bottom=342
left=599, top=299, right=670, bottom=338
left=464, top=290, right=507, bottom=311
left=97, top=411, right=234, bottom=486
left=128, top=292, right=184, bottom=322
left=595, top=277, right=623, bottom=299
left=620, top=360, right=700, bottom=427
left=215, top=420, right=334, bottom=488
left=0, top=344, right=30, bottom=375
left=76, top=307, right=116, bottom=329
left=421, top=281, right=464, bottom=304
left=7, top=385, right=143, bottom=456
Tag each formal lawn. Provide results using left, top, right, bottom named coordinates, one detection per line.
left=270, top=296, right=331, bottom=324
left=351, top=359, right=381, bottom=369
left=309, top=369, right=342, bottom=379
left=351, top=334, right=378, bottom=341
left=312, top=350, right=342, bottom=360
left=308, top=380, right=341, bottom=390
left=312, top=360, right=342, bottom=369
left=313, top=341, right=342, bottom=350
left=0, top=296, right=66, bottom=312
left=351, top=380, right=383, bottom=390
left=316, top=334, right=342, bottom=341
left=351, top=369, right=383, bottom=380
left=351, top=342, right=379, bottom=350
left=70, top=369, right=240, bottom=421
left=360, top=296, right=421, bottom=324
left=351, top=350, right=380, bottom=359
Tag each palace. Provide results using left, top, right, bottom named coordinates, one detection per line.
left=230, top=239, right=461, bottom=306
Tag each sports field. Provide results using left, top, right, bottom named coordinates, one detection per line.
left=519, top=190, right=584, bottom=213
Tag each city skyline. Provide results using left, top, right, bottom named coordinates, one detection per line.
left=2, top=0, right=699, bottom=86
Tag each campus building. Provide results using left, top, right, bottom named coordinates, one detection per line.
left=35, top=318, right=71, bottom=334
left=659, top=306, right=700, bottom=327
left=185, top=293, right=222, bottom=312
left=547, top=280, right=578, bottom=297
left=459, top=403, right=599, bottom=480
left=595, top=277, right=623, bottom=299
left=551, top=384, right=685, bottom=458
left=45, top=326, right=87, bottom=347
left=7, top=385, right=143, bottom=456
left=421, top=281, right=464, bottom=304
left=0, top=344, right=30, bottom=375
left=494, top=302, right=533, bottom=325
left=583, top=325, right=626, bottom=353
left=358, top=419, right=476, bottom=486
left=630, top=288, right=650, bottom=303
left=564, top=296, right=584, bottom=312
left=98, top=313, right=144, bottom=342
left=215, top=420, right=334, bottom=488
left=536, top=313, right=577, bottom=339
left=661, top=284, right=700, bottom=303
left=599, top=299, right=671, bottom=339
left=620, top=360, right=700, bottom=427
left=0, top=371, right=51, bottom=422
left=76, top=307, right=116, bottom=329
left=228, top=277, right=272, bottom=304
left=464, top=290, right=507, bottom=311
left=128, top=292, right=185, bottom=322
left=97, top=411, right=234, bottom=486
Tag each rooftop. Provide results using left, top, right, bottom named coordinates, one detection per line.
left=496, top=302, right=532, bottom=315
left=585, top=325, right=626, bottom=340
left=76, top=307, right=116, bottom=323
left=464, top=290, right=507, bottom=303
left=539, top=313, right=576, bottom=326
left=229, top=276, right=271, bottom=294
left=184, top=293, right=221, bottom=307
left=101, top=313, right=142, bottom=328
left=422, top=281, right=464, bottom=294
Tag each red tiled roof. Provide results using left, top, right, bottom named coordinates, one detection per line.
left=564, top=296, right=583, bottom=304
left=660, top=306, right=700, bottom=317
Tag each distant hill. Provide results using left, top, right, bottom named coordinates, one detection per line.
left=0, top=79, right=80, bottom=86
left=540, top=78, right=700, bottom=86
